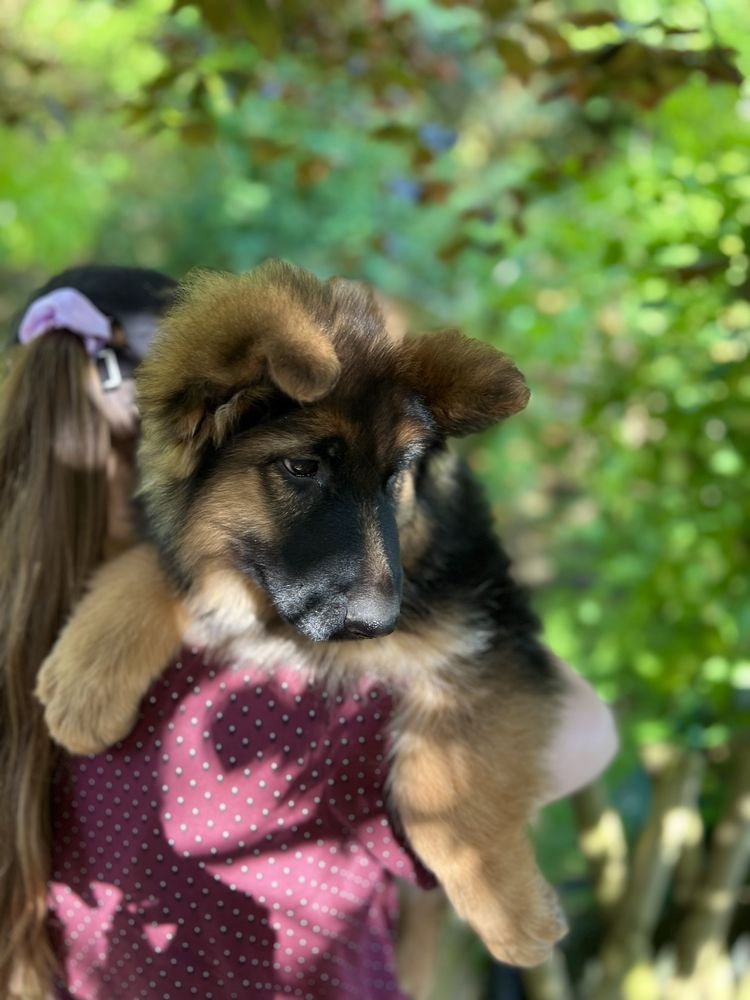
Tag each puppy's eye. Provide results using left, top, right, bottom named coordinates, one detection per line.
left=281, top=457, right=320, bottom=478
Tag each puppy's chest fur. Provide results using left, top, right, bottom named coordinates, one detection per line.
left=183, top=573, right=493, bottom=696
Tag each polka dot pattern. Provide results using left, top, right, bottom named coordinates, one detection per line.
left=48, top=648, right=433, bottom=999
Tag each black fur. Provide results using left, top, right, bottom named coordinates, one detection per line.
left=402, top=450, right=556, bottom=687
left=17, top=265, right=177, bottom=328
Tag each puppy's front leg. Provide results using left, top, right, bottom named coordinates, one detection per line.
left=36, top=544, right=187, bottom=755
left=389, top=669, right=567, bottom=968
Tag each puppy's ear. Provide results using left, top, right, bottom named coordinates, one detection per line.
left=401, top=329, right=530, bottom=437
left=137, top=267, right=341, bottom=473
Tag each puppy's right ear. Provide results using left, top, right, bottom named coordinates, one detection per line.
left=137, top=267, right=340, bottom=478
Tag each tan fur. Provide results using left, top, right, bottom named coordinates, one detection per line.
left=36, top=264, right=565, bottom=969
left=324, top=606, right=491, bottom=692
left=390, top=670, right=566, bottom=967
left=36, top=546, right=188, bottom=755
left=391, top=418, right=432, bottom=457
left=393, top=470, right=432, bottom=573
left=187, top=466, right=279, bottom=550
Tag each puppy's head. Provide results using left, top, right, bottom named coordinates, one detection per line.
left=137, top=261, right=528, bottom=642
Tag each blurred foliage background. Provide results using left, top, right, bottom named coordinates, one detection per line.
left=1, top=0, right=748, bottom=997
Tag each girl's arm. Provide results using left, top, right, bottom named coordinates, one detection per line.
left=544, top=655, right=619, bottom=803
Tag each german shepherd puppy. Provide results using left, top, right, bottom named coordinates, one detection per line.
left=37, top=260, right=567, bottom=967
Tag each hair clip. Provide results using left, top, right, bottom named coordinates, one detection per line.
left=96, top=347, right=122, bottom=391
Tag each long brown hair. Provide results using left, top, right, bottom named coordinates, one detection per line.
left=0, top=265, right=176, bottom=999
left=0, top=333, right=110, bottom=998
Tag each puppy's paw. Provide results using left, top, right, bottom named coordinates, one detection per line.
left=36, top=646, right=139, bottom=755
left=448, top=852, right=567, bottom=968
left=480, top=878, right=567, bottom=968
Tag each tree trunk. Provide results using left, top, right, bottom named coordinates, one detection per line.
left=572, top=779, right=628, bottom=923
left=595, top=746, right=705, bottom=998
left=521, top=950, right=575, bottom=1000
left=672, top=743, right=750, bottom=994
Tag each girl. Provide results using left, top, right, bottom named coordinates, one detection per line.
left=0, top=266, right=616, bottom=1000
left=0, top=266, right=177, bottom=999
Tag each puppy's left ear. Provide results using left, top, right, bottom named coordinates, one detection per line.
left=400, top=329, right=530, bottom=437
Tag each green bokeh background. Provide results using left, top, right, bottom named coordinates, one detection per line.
left=1, top=0, right=748, bottom=993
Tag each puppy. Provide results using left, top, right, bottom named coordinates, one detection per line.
left=37, top=261, right=567, bottom=967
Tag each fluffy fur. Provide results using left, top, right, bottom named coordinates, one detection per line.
left=37, top=260, right=567, bottom=967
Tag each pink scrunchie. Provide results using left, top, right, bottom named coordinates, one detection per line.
left=18, top=287, right=112, bottom=357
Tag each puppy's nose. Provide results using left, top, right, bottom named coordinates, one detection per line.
left=342, top=590, right=400, bottom=640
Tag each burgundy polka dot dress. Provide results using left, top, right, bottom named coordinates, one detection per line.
left=48, top=648, right=433, bottom=1000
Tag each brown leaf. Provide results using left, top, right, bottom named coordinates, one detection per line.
left=437, top=235, right=471, bottom=262
left=525, top=20, right=571, bottom=59
left=482, top=0, right=519, bottom=19
left=418, top=181, right=452, bottom=204
left=411, top=146, right=436, bottom=168
left=371, top=123, right=416, bottom=143
left=495, top=37, right=534, bottom=80
left=252, top=138, right=293, bottom=164
left=295, top=157, right=332, bottom=187
left=567, top=11, right=618, bottom=27
left=179, top=119, right=216, bottom=144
